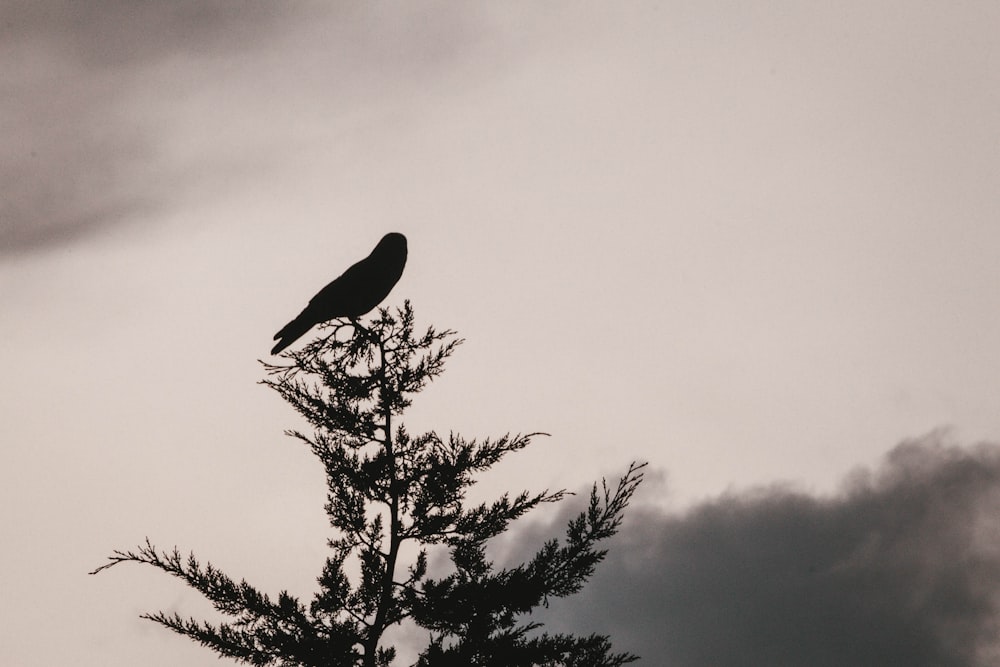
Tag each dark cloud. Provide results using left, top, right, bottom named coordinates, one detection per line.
left=519, top=436, right=1000, bottom=666
left=0, top=1, right=298, bottom=255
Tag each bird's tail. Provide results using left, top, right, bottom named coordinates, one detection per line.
left=271, top=316, right=314, bottom=355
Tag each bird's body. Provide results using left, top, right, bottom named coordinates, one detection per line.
left=271, top=233, right=407, bottom=354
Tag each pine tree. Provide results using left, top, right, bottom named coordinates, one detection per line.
left=92, top=302, right=644, bottom=666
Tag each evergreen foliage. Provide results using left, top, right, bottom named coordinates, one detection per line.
left=93, top=302, right=644, bottom=666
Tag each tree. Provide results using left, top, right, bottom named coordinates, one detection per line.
left=92, top=302, right=645, bottom=666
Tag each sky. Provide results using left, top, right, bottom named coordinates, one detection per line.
left=2, top=1, right=1000, bottom=665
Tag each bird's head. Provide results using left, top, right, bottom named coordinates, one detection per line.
left=377, top=232, right=407, bottom=254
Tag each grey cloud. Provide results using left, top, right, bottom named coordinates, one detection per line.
left=520, top=437, right=1000, bottom=666
left=0, top=1, right=297, bottom=255
left=1, top=84, right=151, bottom=253
left=1, top=1, right=292, bottom=68
left=0, top=1, right=496, bottom=256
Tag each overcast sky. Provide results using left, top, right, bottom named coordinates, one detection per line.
left=3, top=2, right=1000, bottom=665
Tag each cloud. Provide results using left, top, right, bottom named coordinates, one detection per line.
left=0, top=1, right=501, bottom=256
left=0, top=1, right=299, bottom=255
left=2, top=1, right=291, bottom=66
left=520, top=436, right=1000, bottom=667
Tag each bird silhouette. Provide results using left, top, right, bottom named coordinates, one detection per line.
left=271, top=233, right=407, bottom=354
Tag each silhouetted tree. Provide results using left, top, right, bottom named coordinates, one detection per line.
left=93, top=302, right=644, bottom=666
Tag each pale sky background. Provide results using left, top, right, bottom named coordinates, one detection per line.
left=2, top=2, right=1000, bottom=665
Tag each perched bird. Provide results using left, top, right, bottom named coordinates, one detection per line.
left=271, top=233, right=407, bottom=354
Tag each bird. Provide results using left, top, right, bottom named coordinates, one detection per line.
left=271, top=233, right=407, bottom=354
